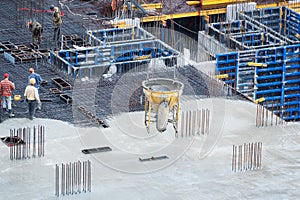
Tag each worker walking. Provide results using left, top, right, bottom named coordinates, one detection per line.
left=0, top=73, right=15, bottom=117
left=28, top=68, right=43, bottom=110
left=50, top=5, right=63, bottom=44
left=27, top=21, right=43, bottom=44
left=24, top=78, right=40, bottom=120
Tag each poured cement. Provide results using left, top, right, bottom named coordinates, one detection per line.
left=0, top=98, right=299, bottom=199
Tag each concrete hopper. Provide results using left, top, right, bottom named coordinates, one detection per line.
left=142, top=78, right=184, bottom=134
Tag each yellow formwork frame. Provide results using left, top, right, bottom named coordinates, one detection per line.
left=139, top=2, right=298, bottom=23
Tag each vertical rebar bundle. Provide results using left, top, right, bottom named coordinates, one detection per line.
left=256, top=103, right=285, bottom=127
left=9, top=126, right=45, bottom=160
left=55, top=160, right=92, bottom=197
left=179, top=109, right=210, bottom=138
left=232, top=142, right=262, bottom=172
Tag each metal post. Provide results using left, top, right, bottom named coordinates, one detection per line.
left=261, top=105, right=264, bottom=127
left=10, top=129, right=13, bottom=160
left=22, top=128, right=26, bottom=159
left=243, top=143, right=246, bottom=171
left=83, top=161, right=86, bottom=192
left=16, top=129, right=19, bottom=160
left=265, top=102, right=268, bottom=127
left=238, top=145, right=242, bottom=171
left=185, top=111, right=188, bottom=137
left=74, top=162, right=77, bottom=194
left=61, top=163, right=65, bottom=196
left=78, top=161, right=81, bottom=193
left=247, top=143, right=251, bottom=170
left=188, top=110, right=192, bottom=137
left=250, top=143, right=254, bottom=169
left=197, top=109, right=201, bottom=135
left=201, top=109, right=205, bottom=135
left=71, top=162, right=73, bottom=195
left=192, top=110, right=196, bottom=136
left=232, top=145, right=235, bottom=172
left=28, top=127, right=31, bottom=159
left=55, top=164, right=59, bottom=197
left=88, top=160, right=91, bottom=192
left=66, top=163, right=69, bottom=195
left=254, top=142, right=257, bottom=169
left=38, top=126, right=40, bottom=157
left=180, top=111, right=184, bottom=138
left=33, top=126, right=36, bottom=157
left=271, top=101, right=274, bottom=126
left=42, top=126, right=45, bottom=157
left=206, top=109, right=210, bottom=134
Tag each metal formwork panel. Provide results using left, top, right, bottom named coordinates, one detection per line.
left=87, top=27, right=156, bottom=46
left=216, top=44, right=300, bottom=121
left=50, top=34, right=179, bottom=78
left=207, top=19, right=284, bottom=50
left=242, top=6, right=300, bottom=43
left=216, top=52, right=238, bottom=85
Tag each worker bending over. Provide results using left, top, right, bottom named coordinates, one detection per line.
left=27, top=21, right=43, bottom=44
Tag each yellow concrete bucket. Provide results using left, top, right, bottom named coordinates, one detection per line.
left=142, top=78, right=184, bottom=133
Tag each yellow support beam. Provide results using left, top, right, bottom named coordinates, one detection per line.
left=141, top=8, right=226, bottom=22
left=248, top=62, right=267, bottom=67
left=187, top=0, right=247, bottom=8
left=134, top=3, right=162, bottom=10
left=214, top=74, right=229, bottom=79
left=254, top=97, right=265, bottom=104
left=140, top=2, right=300, bottom=23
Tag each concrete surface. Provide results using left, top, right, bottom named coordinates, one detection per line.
left=0, top=97, right=299, bottom=199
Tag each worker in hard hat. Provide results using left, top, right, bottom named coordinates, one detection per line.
left=0, top=73, right=15, bottom=117
left=24, top=78, right=40, bottom=120
left=50, top=5, right=63, bottom=44
left=27, top=21, right=43, bottom=44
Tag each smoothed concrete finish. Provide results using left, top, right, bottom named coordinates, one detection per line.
left=0, top=98, right=299, bottom=199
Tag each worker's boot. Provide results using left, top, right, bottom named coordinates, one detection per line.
left=3, top=108, right=8, bottom=115
left=8, top=110, right=15, bottom=117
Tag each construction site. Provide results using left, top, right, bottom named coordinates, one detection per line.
left=0, top=0, right=299, bottom=199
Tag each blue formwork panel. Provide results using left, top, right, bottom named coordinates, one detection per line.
left=215, top=52, right=238, bottom=86
left=50, top=38, right=179, bottom=77
left=87, top=27, right=156, bottom=46
left=207, top=16, right=285, bottom=50
left=284, top=7, right=300, bottom=41
left=244, top=7, right=281, bottom=31
left=243, top=6, right=300, bottom=43
left=216, top=43, right=300, bottom=120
